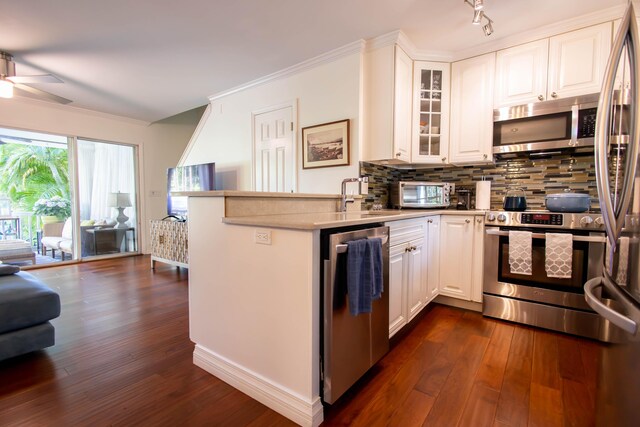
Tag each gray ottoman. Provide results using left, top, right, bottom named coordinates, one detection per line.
left=0, top=271, right=61, bottom=361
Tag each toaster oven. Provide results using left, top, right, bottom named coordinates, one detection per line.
left=390, top=181, right=454, bottom=209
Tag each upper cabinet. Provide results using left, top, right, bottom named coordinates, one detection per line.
left=363, top=44, right=414, bottom=163
left=495, top=22, right=612, bottom=107
left=548, top=22, right=612, bottom=99
left=494, top=39, right=549, bottom=107
left=393, top=46, right=414, bottom=162
left=450, top=52, right=495, bottom=165
left=411, top=61, right=451, bottom=164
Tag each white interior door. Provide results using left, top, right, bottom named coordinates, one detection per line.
left=253, top=106, right=295, bottom=192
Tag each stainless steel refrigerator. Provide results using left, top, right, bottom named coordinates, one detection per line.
left=583, top=3, right=640, bottom=425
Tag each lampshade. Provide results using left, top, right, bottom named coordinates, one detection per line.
left=0, top=79, right=14, bottom=99
left=107, top=192, right=132, bottom=208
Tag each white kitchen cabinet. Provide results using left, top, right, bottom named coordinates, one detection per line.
left=394, top=46, right=414, bottom=162
left=386, top=218, right=429, bottom=337
left=450, top=53, right=495, bottom=165
left=548, top=22, right=612, bottom=100
left=388, top=242, right=408, bottom=337
left=425, top=215, right=440, bottom=302
left=495, top=23, right=612, bottom=107
left=363, top=44, right=413, bottom=162
left=494, top=39, right=549, bottom=107
left=438, top=215, right=475, bottom=300
left=411, top=61, right=451, bottom=164
left=471, top=215, right=484, bottom=303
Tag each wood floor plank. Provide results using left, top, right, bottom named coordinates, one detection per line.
left=387, top=389, right=435, bottom=427
left=422, top=334, right=490, bottom=426
left=557, top=335, right=587, bottom=382
left=562, top=378, right=595, bottom=427
left=474, top=322, right=515, bottom=391
left=528, top=383, right=563, bottom=427
left=531, top=329, right=562, bottom=390
left=494, top=327, right=534, bottom=427
left=458, top=383, right=500, bottom=427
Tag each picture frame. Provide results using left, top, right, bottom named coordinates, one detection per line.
left=301, top=119, right=350, bottom=169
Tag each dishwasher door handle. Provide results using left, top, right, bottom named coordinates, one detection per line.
left=336, top=235, right=389, bottom=254
left=584, top=276, right=638, bottom=335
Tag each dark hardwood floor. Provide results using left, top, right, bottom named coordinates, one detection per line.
left=0, top=256, right=601, bottom=426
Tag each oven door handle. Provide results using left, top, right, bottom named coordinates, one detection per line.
left=484, top=228, right=606, bottom=243
left=584, top=276, right=638, bottom=335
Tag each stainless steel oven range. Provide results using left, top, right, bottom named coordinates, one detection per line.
left=483, top=210, right=619, bottom=341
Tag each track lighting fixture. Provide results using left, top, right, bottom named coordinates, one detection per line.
left=464, top=0, right=494, bottom=36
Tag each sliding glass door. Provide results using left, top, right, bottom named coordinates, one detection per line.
left=0, top=127, right=73, bottom=266
left=76, top=139, right=138, bottom=258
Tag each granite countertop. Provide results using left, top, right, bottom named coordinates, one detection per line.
left=222, top=209, right=487, bottom=230
left=172, top=190, right=360, bottom=199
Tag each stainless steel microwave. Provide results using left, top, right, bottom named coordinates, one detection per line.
left=493, top=93, right=600, bottom=155
left=390, top=181, right=454, bottom=209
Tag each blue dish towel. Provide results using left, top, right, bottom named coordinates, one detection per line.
left=346, top=238, right=383, bottom=316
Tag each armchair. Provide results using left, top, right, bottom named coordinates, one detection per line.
left=41, top=219, right=73, bottom=260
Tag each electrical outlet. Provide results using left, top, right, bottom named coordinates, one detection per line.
left=149, top=190, right=162, bottom=197
left=255, top=230, right=272, bottom=245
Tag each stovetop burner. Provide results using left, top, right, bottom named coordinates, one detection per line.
left=485, top=210, right=604, bottom=230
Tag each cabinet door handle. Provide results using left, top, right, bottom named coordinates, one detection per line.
left=483, top=154, right=488, bottom=159
left=476, top=218, right=482, bottom=223
left=441, top=157, right=447, bottom=162
left=538, top=94, right=544, bottom=101
left=551, top=92, right=558, bottom=98
left=427, top=219, right=433, bottom=223
left=465, top=219, right=471, bottom=224
left=396, top=152, right=402, bottom=157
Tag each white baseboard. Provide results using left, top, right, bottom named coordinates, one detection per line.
left=193, top=345, right=323, bottom=427
left=434, top=295, right=483, bottom=312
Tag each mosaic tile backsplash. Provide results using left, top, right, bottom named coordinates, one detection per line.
left=360, top=153, right=599, bottom=211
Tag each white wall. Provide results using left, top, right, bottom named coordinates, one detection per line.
left=0, top=97, right=203, bottom=253
left=181, top=51, right=363, bottom=194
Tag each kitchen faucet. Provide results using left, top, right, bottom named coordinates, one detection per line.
left=340, top=176, right=368, bottom=212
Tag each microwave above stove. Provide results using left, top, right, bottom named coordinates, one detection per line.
left=390, top=181, right=453, bottom=209
left=492, top=92, right=613, bottom=156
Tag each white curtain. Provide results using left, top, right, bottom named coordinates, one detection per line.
left=78, top=140, right=137, bottom=227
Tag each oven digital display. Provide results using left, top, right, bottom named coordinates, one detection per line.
left=521, top=213, right=563, bottom=225
left=532, top=214, right=550, bottom=221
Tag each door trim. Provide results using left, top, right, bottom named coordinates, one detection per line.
left=251, top=99, right=298, bottom=192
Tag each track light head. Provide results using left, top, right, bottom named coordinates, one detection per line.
left=473, top=0, right=484, bottom=10
left=483, top=21, right=494, bottom=36
left=472, top=9, right=484, bottom=25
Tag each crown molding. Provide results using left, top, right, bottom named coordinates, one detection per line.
left=209, top=39, right=366, bottom=101
left=451, top=4, right=627, bottom=61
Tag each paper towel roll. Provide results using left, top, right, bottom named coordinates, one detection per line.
left=476, top=181, right=491, bottom=210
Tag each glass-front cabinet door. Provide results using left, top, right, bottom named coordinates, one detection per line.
left=412, top=61, right=450, bottom=164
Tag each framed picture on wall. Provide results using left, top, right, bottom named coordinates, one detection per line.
left=301, top=119, right=350, bottom=169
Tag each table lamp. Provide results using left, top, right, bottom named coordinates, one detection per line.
left=107, top=192, right=132, bottom=229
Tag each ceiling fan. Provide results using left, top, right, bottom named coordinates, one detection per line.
left=0, top=51, right=71, bottom=104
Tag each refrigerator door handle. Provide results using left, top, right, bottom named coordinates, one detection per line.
left=584, top=277, right=638, bottom=335
left=595, top=3, right=640, bottom=250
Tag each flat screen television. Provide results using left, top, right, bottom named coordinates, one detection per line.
left=167, top=162, right=215, bottom=219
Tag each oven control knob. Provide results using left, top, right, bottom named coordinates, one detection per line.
left=580, top=216, right=594, bottom=228
left=486, top=213, right=496, bottom=222
left=594, top=217, right=604, bottom=227
left=497, top=214, right=507, bottom=223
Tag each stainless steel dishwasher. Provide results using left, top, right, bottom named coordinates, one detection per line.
left=320, top=224, right=389, bottom=404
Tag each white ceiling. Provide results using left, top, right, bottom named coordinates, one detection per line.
left=0, top=0, right=627, bottom=122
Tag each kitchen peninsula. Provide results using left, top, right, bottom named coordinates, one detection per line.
left=181, top=190, right=485, bottom=426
